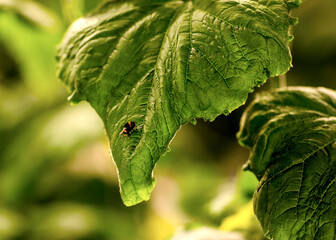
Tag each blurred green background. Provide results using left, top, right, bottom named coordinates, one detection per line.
left=0, top=0, right=335, bottom=239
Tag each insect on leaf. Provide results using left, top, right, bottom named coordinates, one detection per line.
left=57, top=0, right=300, bottom=206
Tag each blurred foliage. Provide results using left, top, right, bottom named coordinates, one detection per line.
left=0, top=0, right=335, bottom=239
left=288, top=0, right=336, bottom=89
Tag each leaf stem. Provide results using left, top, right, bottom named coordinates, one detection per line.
left=278, top=74, right=287, bottom=88
left=271, top=74, right=287, bottom=89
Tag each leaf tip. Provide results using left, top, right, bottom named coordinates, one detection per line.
left=120, top=178, right=157, bottom=207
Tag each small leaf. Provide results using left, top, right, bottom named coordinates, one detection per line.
left=57, top=0, right=299, bottom=206
left=238, top=87, right=336, bottom=240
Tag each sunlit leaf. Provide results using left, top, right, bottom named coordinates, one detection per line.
left=57, top=0, right=299, bottom=205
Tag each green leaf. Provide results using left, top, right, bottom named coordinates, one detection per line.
left=57, top=0, right=299, bottom=206
left=237, top=87, right=336, bottom=240
left=0, top=10, right=62, bottom=99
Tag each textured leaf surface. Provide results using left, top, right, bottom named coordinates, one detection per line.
left=57, top=0, right=299, bottom=206
left=238, top=87, right=336, bottom=240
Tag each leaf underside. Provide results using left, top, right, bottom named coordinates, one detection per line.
left=57, top=0, right=299, bottom=206
left=238, top=87, right=336, bottom=240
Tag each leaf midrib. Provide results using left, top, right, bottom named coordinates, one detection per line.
left=112, top=3, right=188, bottom=202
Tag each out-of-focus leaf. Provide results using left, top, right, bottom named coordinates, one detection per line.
left=57, top=0, right=300, bottom=206
left=210, top=170, right=258, bottom=220
left=30, top=203, right=138, bottom=240
left=220, top=201, right=266, bottom=240
left=83, top=0, right=104, bottom=13
left=60, top=0, right=85, bottom=23
left=0, top=208, right=25, bottom=240
left=59, top=0, right=104, bottom=22
left=171, top=227, right=244, bottom=240
left=156, top=124, right=228, bottom=222
left=0, top=10, right=62, bottom=99
left=32, top=204, right=98, bottom=239
left=0, top=0, right=59, bottom=29
left=237, top=87, right=336, bottom=240
left=0, top=103, right=104, bottom=206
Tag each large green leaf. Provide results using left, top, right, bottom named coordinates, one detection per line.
left=238, top=87, right=336, bottom=240
left=57, top=0, right=299, bottom=206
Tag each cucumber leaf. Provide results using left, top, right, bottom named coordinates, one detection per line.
left=57, top=0, right=299, bottom=206
left=238, top=87, right=336, bottom=240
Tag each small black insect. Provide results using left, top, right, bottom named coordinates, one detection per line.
left=120, top=121, right=136, bottom=136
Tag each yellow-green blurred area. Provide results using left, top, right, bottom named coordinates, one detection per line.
left=0, top=0, right=335, bottom=239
